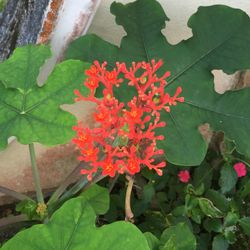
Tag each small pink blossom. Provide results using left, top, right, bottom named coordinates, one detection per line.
left=233, top=162, right=247, bottom=177
left=178, top=170, right=190, bottom=183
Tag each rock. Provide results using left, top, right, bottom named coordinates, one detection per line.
left=0, top=0, right=50, bottom=61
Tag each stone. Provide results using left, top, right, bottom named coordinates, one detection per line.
left=0, top=0, right=50, bottom=61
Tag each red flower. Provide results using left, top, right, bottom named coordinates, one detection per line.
left=101, top=158, right=118, bottom=177
left=85, top=78, right=99, bottom=90
left=79, top=147, right=99, bottom=163
left=72, top=60, right=184, bottom=180
left=233, top=162, right=247, bottom=177
left=178, top=170, right=190, bottom=183
left=85, top=65, right=98, bottom=77
left=126, top=158, right=140, bottom=175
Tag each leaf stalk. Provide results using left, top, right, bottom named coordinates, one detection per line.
left=28, top=143, right=44, bottom=204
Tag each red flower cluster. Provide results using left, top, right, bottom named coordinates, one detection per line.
left=73, top=60, right=184, bottom=180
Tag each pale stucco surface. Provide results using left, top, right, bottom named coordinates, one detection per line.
left=0, top=0, right=250, bottom=201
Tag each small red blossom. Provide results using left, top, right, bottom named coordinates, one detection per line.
left=101, top=158, right=118, bottom=178
left=85, top=65, right=98, bottom=77
left=127, top=158, right=141, bottom=175
left=85, top=78, right=99, bottom=90
left=233, top=162, right=247, bottom=177
left=72, top=60, right=184, bottom=180
left=178, top=170, right=190, bottom=183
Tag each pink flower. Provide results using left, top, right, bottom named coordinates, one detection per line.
left=233, top=162, right=247, bottom=177
left=178, top=170, right=190, bottom=183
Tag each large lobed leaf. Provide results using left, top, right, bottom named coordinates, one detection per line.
left=65, top=0, right=250, bottom=166
left=1, top=196, right=150, bottom=250
left=0, top=45, right=90, bottom=149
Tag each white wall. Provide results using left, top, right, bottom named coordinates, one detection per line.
left=89, top=0, right=250, bottom=45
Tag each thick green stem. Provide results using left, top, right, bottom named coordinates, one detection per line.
left=29, top=143, right=44, bottom=204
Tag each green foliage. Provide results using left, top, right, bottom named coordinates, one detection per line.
left=0, top=0, right=8, bottom=11
left=212, top=235, right=229, bottom=250
left=65, top=0, right=250, bottom=166
left=219, top=165, right=238, bottom=194
left=80, top=184, right=110, bottom=214
left=15, top=200, right=37, bottom=220
left=102, top=155, right=248, bottom=249
left=0, top=45, right=90, bottom=149
left=203, top=218, right=223, bottom=233
left=1, top=1, right=250, bottom=249
left=238, top=178, right=250, bottom=198
left=238, top=217, right=250, bottom=236
left=144, top=232, right=160, bottom=250
left=159, top=223, right=196, bottom=250
left=193, top=162, right=213, bottom=190
left=133, top=183, right=155, bottom=217
left=224, top=212, right=239, bottom=227
left=198, top=198, right=223, bottom=218
left=2, top=196, right=150, bottom=250
left=205, top=189, right=230, bottom=213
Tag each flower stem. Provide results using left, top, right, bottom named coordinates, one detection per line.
left=233, top=157, right=250, bottom=168
left=28, top=143, right=44, bottom=204
left=125, top=175, right=134, bottom=223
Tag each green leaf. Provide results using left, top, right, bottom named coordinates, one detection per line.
left=193, top=162, right=213, bottom=190
left=219, top=165, right=238, bottom=194
left=224, top=212, right=239, bottom=227
left=186, top=183, right=204, bottom=196
left=212, top=235, right=229, bottom=250
left=144, top=232, right=160, bottom=250
left=196, top=233, right=210, bottom=250
left=190, top=208, right=203, bottom=224
left=16, top=199, right=37, bottom=220
left=0, top=0, right=8, bottom=11
left=161, top=236, right=177, bottom=250
left=80, top=184, right=109, bottom=214
left=133, top=183, right=155, bottom=217
left=239, top=179, right=250, bottom=198
left=185, top=196, right=199, bottom=213
left=203, top=218, right=223, bottom=233
left=238, top=217, right=250, bottom=236
left=0, top=45, right=90, bottom=149
left=0, top=45, right=51, bottom=90
left=138, top=211, right=167, bottom=238
left=198, top=198, right=223, bottom=218
left=65, top=0, right=250, bottom=166
left=172, top=206, right=185, bottom=217
left=205, top=189, right=230, bottom=213
left=224, top=227, right=236, bottom=244
left=2, top=197, right=150, bottom=250
left=160, top=223, right=196, bottom=250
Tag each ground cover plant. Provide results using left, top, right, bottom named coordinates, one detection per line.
left=0, top=0, right=249, bottom=249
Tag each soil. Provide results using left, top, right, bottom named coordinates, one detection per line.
left=0, top=202, right=21, bottom=245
